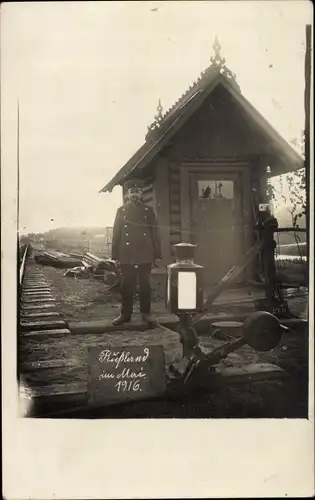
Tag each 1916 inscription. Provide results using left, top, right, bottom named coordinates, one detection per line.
left=88, top=345, right=166, bottom=405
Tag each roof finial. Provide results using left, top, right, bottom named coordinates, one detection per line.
left=210, top=35, right=226, bottom=67
left=146, top=98, right=164, bottom=141
left=155, top=98, right=163, bottom=122
left=213, top=35, right=221, bottom=59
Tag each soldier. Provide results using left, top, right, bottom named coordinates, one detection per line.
left=111, top=178, right=162, bottom=325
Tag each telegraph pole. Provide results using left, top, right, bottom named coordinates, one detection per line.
left=304, top=25, right=311, bottom=285
left=17, top=100, right=20, bottom=239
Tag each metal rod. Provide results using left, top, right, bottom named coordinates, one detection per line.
left=200, top=337, right=246, bottom=366
left=19, top=244, right=29, bottom=286
left=17, top=100, right=20, bottom=234
left=275, top=227, right=307, bottom=233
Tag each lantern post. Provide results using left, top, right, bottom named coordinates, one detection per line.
left=166, top=243, right=204, bottom=357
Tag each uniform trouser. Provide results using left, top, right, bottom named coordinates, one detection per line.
left=120, top=263, right=152, bottom=317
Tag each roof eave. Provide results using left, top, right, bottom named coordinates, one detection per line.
left=100, top=72, right=304, bottom=192
left=100, top=74, right=223, bottom=193
left=219, top=78, right=304, bottom=172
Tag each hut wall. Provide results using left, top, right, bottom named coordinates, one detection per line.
left=164, top=85, right=280, bottom=161
left=154, top=158, right=171, bottom=264
left=158, top=84, right=278, bottom=259
left=141, top=181, right=155, bottom=207
left=168, top=162, right=182, bottom=257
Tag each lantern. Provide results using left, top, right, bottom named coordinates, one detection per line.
left=166, top=243, right=204, bottom=314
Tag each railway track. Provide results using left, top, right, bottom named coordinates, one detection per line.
left=19, top=244, right=75, bottom=416
left=19, top=244, right=70, bottom=336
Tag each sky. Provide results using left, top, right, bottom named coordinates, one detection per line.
left=1, top=0, right=312, bottom=234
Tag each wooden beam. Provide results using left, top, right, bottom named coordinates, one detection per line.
left=155, top=158, right=171, bottom=264
left=180, top=167, right=191, bottom=242
left=198, top=241, right=261, bottom=315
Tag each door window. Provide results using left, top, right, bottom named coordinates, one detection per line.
left=197, top=179, right=234, bottom=200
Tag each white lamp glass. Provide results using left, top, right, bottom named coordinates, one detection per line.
left=178, top=271, right=197, bottom=309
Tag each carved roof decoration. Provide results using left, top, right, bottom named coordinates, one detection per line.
left=100, top=37, right=303, bottom=193
left=145, top=36, right=240, bottom=142
left=146, top=98, right=164, bottom=137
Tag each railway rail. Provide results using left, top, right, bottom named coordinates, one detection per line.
left=19, top=244, right=74, bottom=415
left=19, top=244, right=70, bottom=335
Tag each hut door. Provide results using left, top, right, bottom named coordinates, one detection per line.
left=190, top=172, right=243, bottom=284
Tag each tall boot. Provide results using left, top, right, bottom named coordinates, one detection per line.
left=112, top=313, right=131, bottom=326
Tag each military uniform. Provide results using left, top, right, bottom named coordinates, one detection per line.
left=111, top=179, right=162, bottom=321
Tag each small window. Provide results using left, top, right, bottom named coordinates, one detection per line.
left=197, top=180, right=234, bottom=200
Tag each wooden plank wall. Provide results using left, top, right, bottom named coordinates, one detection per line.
left=141, top=180, right=155, bottom=207
left=154, top=158, right=171, bottom=264
left=168, top=162, right=182, bottom=256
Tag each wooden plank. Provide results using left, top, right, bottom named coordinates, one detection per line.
left=21, top=359, right=77, bottom=372
left=142, top=186, right=153, bottom=195
left=21, top=303, right=57, bottom=310
left=23, top=328, right=71, bottom=338
left=22, top=297, right=55, bottom=303
left=24, top=278, right=47, bottom=282
left=21, top=311, right=60, bottom=318
left=142, top=195, right=153, bottom=204
left=215, top=363, right=287, bottom=380
left=155, top=157, right=171, bottom=264
left=22, top=287, right=50, bottom=291
left=142, top=190, right=153, bottom=198
left=169, top=173, right=180, bottom=183
left=169, top=230, right=181, bottom=240
left=23, top=384, right=86, bottom=400
left=169, top=193, right=180, bottom=204
left=169, top=184, right=180, bottom=194
left=23, top=282, right=48, bottom=287
left=21, top=319, right=66, bottom=330
left=170, top=213, right=181, bottom=222
left=169, top=205, right=180, bottom=215
left=25, top=274, right=45, bottom=278
left=180, top=166, right=191, bottom=243
left=85, top=252, right=103, bottom=263
left=169, top=199, right=180, bottom=210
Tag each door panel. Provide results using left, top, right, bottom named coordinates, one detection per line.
left=190, top=172, right=243, bottom=284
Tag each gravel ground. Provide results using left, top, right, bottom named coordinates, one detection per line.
left=19, top=261, right=309, bottom=418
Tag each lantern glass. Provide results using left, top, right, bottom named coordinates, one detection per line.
left=178, top=271, right=197, bottom=310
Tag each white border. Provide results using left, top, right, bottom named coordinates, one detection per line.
left=1, top=2, right=314, bottom=498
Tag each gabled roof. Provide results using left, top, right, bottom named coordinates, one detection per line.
left=100, top=38, right=303, bottom=193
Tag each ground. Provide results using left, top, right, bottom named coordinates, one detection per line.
left=20, top=258, right=309, bottom=418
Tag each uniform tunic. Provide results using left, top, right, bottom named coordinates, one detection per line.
left=111, top=200, right=162, bottom=265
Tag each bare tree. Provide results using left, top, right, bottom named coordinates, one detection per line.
left=271, top=130, right=306, bottom=228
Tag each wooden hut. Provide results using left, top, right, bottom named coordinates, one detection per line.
left=100, top=39, right=303, bottom=285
